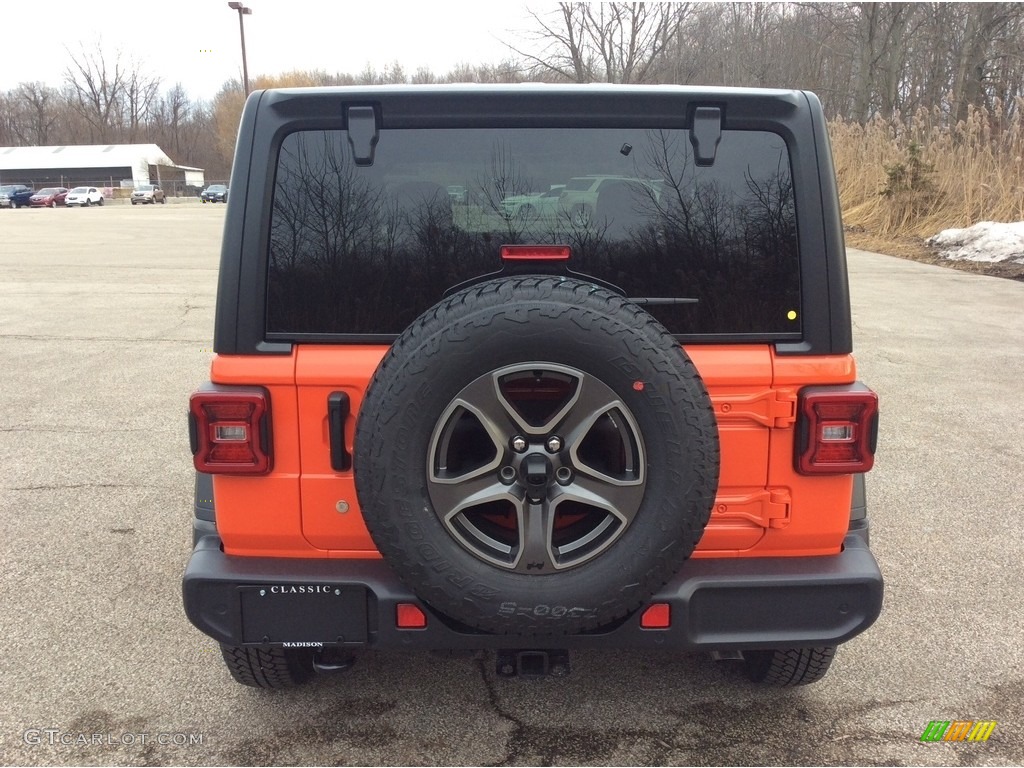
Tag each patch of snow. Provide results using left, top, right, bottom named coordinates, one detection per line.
left=927, top=221, right=1024, bottom=264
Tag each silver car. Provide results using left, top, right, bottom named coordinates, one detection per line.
left=131, top=184, right=166, bottom=205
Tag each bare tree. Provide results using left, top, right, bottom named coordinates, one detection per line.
left=515, top=2, right=690, bottom=83
left=412, top=66, right=438, bottom=84
left=12, top=83, right=63, bottom=145
left=948, top=3, right=1019, bottom=123
left=63, top=44, right=130, bottom=142
left=124, top=67, right=161, bottom=142
left=518, top=3, right=591, bottom=81
left=853, top=3, right=918, bottom=120
left=356, top=61, right=408, bottom=85
left=151, top=83, right=192, bottom=157
left=0, top=93, right=19, bottom=147
left=4, top=0, right=1024, bottom=179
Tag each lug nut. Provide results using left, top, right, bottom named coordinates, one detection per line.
left=511, top=436, right=528, bottom=453
left=555, top=466, right=573, bottom=485
left=499, top=466, right=517, bottom=484
left=546, top=436, right=563, bottom=453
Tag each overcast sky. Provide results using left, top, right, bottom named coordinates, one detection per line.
left=4, top=0, right=546, bottom=100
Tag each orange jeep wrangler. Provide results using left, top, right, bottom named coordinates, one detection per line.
left=184, top=85, right=882, bottom=688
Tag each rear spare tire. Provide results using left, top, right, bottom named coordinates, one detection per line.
left=354, top=276, right=719, bottom=634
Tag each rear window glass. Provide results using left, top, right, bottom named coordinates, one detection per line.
left=267, top=127, right=800, bottom=338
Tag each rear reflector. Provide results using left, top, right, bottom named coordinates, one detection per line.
left=396, top=603, right=427, bottom=629
left=500, top=244, right=571, bottom=261
left=797, top=386, right=879, bottom=475
left=640, top=603, right=671, bottom=629
left=189, top=388, right=271, bottom=474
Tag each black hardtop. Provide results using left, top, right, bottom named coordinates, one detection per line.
left=214, top=83, right=851, bottom=357
left=258, top=83, right=806, bottom=127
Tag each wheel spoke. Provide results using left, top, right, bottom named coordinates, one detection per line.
left=558, top=374, right=623, bottom=449
left=494, top=366, right=581, bottom=436
left=428, top=471, right=513, bottom=517
left=452, top=373, right=521, bottom=437
left=554, top=472, right=645, bottom=526
left=429, top=375, right=513, bottom=486
left=513, top=501, right=559, bottom=573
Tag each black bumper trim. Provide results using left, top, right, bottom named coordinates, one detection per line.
left=183, top=532, right=882, bottom=651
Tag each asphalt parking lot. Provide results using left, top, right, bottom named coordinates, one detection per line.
left=1, top=203, right=1022, bottom=765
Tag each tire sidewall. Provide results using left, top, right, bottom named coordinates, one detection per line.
left=355, top=278, right=718, bottom=634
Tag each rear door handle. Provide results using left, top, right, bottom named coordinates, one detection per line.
left=328, top=392, right=352, bottom=471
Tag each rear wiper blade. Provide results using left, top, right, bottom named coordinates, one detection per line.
left=629, top=297, right=699, bottom=305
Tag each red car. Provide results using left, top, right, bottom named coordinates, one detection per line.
left=29, top=187, right=69, bottom=208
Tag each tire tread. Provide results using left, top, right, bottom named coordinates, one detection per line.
left=744, top=646, right=836, bottom=686
left=218, top=644, right=314, bottom=688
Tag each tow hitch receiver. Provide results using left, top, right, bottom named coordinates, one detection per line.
left=496, top=649, right=571, bottom=678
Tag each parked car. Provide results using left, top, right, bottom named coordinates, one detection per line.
left=29, top=187, right=69, bottom=208
left=501, top=185, right=566, bottom=220
left=0, top=184, right=35, bottom=208
left=556, top=175, right=661, bottom=223
left=131, top=184, right=166, bottom=205
left=200, top=184, right=228, bottom=203
left=64, top=187, right=104, bottom=207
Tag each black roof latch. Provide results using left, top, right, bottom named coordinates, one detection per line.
left=347, top=105, right=379, bottom=167
left=689, top=106, right=722, bottom=167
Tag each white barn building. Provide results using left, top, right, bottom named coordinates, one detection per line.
left=0, top=144, right=205, bottom=192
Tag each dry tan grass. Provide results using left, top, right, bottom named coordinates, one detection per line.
left=829, top=100, right=1024, bottom=279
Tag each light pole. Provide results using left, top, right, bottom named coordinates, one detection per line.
left=227, top=2, right=252, bottom=95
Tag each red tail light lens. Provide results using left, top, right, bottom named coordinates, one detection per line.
left=797, top=386, right=878, bottom=475
left=640, top=603, right=671, bottom=629
left=500, top=244, right=571, bottom=261
left=396, top=603, right=428, bottom=629
left=189, top=388, right=271, bottom=474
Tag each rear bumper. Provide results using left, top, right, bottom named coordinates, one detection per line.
left=183, top=527, right=882, bottom=652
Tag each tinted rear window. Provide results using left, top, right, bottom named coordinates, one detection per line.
left=267, top=127, right=800, bottom=338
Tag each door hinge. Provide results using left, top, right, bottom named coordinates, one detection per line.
left=712, top=489, right=791, bottom=529
left=712, top=389, right=797, bottom=428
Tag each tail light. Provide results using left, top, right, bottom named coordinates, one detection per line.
left=500, top=244, right=571, bottom=261
left=796, top=385, right=878, bottom=475
left=189, top=387, right=272, bottom=474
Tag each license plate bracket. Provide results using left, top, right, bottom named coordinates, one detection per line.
left=239, top=585, right=368, bottom=645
